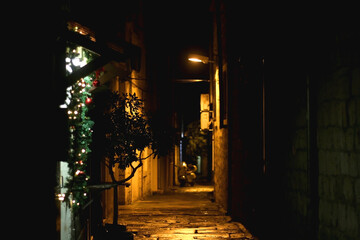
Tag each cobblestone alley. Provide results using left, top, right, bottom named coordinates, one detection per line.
left=116, top=185, right=256, bottom=240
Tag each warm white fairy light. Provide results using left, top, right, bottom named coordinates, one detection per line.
left=57, top=193, right=65, bottom=201
left=60, top=44, right=100, bottom=208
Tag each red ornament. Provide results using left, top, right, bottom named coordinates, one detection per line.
left=75, top=170, right=85, bottom=176
left=92, top=79, right=100, bottom=87
left=95, top=67, right=104, bottom=79
left=85, top=97, right=92, bottom=105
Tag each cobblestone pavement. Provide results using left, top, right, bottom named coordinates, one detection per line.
left=117, top=185, right=256, bottom=240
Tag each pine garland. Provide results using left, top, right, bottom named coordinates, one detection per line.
left=66, top=75, right=94, bottom=208
left=60, top=44, right=100, bottom=209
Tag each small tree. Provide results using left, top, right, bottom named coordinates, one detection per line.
left=104, top=92, right=155, bottom=225
left=104, top=92, right=154, bottom=181
left=184, top=120, right=209, bottom=164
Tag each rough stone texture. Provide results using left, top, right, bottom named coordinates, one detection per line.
left=213, top=126, right=228, bottom=211
left=285, top=63, right=360, bottom=239
left=317, top=66, right=360, bottom=240
left=115, top=186, right=255, bottom=240
left=285, top=85, right=310, bottom=238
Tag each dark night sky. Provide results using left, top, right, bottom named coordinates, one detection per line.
left=146, top=0, right=211, bottom=47
left=143, top=0, right=212, bottom=127
left=143, top=0, right=211, bottom=76
left=167, top=0, right=211, bottom=127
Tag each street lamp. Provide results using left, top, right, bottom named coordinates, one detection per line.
left=188, top=54, right=214, bottom=64
left=187, top=53, right=214, bottom=131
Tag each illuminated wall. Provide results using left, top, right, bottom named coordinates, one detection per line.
left=212, top=65, right=229, bottom=210
left=102, top=10, right=158, bottom=224
left=121, top=18, right=154, bottom=205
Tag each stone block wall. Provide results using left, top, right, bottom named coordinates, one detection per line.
left=284, top=65, right=360, bottom=240
left=213, top=126, right=228, bottom=210
left=278, top=28, right=360, bottom=239
left=285, top=80, right=312, bottom=238
left=317, top=66, right=360, bottom=240
left=208, top=3, right=359, bottom=239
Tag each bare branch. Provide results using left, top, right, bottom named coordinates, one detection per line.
left=117, top=159, right=143, bottom=184
left=106, top=157, right=144, bottom=185
left=139, top=151, right=155, bottom=161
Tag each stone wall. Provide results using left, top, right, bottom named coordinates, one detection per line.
left=213, top=126, right=228, bottom=210
left=285, top=79, right=311, bottom=238
left=282, top=34, right=360, bottom=239
left=317, top=66, right=360, bottom=240
left=209, top=2, right=360, bottom=239
left=211, top=0, right=229, bottom=211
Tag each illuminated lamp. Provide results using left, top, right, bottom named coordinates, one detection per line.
left=188, top=54, right=214, bottom=64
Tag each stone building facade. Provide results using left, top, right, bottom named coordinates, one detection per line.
left=209, top=1, right=359, bottom=239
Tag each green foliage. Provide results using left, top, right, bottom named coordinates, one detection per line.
left=184, top=120, right=209, bottom=163
left=61, top=44, right=98, bottom=209
left=104, top=92, right=153, bottom=171
left=103, top=92, right=178, bottom=185
left=147, top=111, right=177, bottom=158
left=64, top=75, right=95, bottom=209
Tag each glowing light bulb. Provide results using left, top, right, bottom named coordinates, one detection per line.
left=57, top=193, right=65, bottom=201
left=66, top=65, right=73, bottom=73
left=188, top=57, right=202, bottom=63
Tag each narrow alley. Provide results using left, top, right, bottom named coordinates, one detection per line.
left=41, top=1, right=360, bottom=239
left=116, top=185, right=255, bottom=240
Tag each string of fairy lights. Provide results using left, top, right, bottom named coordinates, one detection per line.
left=57, top=43, right=102, bottom=209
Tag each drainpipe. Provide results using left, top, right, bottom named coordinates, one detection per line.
left=306, top=75, right=319, bottom=240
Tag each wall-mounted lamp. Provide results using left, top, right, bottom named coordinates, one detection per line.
left=188, top=54, right=214, bottom=64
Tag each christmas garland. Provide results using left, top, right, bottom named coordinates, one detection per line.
left=66, top=74, right=94, bottom=208
left=59, top=44, right=102, bottom=209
